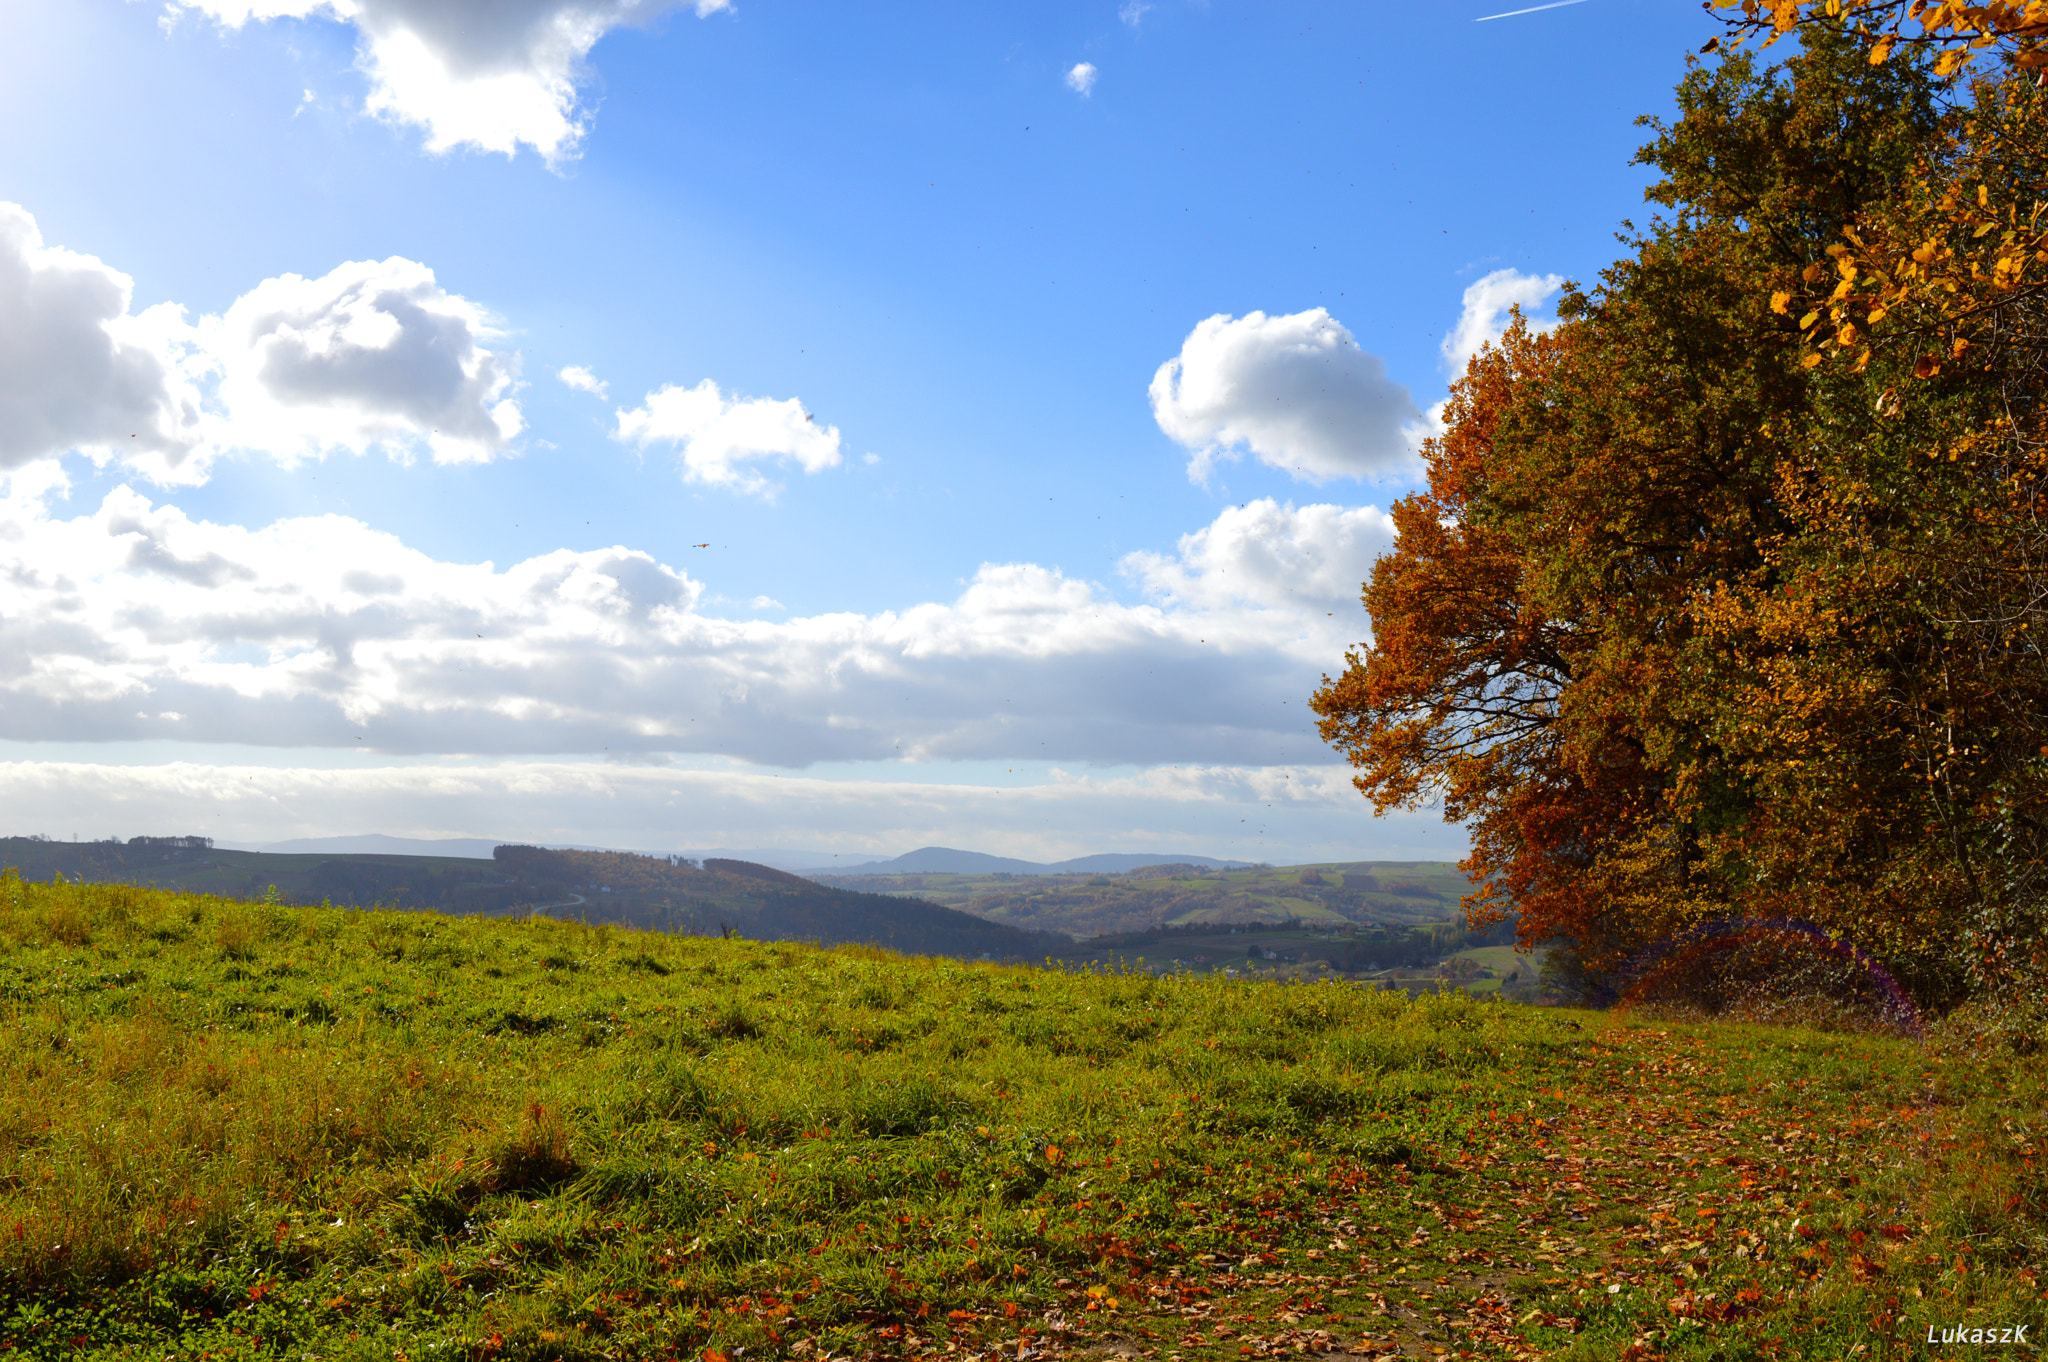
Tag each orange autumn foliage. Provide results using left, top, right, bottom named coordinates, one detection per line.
left=1313, top=30, right=2048, bottom=1008
left=1714, top=0, right=2048, bottom=76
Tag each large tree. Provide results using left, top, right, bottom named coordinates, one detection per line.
left=1312, top=27, right=2047, bottom=1008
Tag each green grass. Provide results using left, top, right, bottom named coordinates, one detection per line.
left=1447, top=946, right=1540, bottom=980
left=0, top=871, right=2042, bottom=1360
left=810, top=861, right=1472, bottom=938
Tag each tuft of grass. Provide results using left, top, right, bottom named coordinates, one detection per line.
left=490, top=1099, right=579, bottom=1192
left=213, top=909, right=261, bottom=960
left=43, top=895, right=93, bottom=948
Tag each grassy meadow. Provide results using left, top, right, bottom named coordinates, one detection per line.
left=0, top=871, right=2042, bottom=1360
left=808, top=863, right=1472, bottom=939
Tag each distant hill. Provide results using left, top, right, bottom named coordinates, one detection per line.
left=219, top=838, right=1257, bottom=877
left=243, top=836, right=861, bottom=874
left=0, top=835, right=1066, bottom=963
left=827, top=845, right=1257, bottom=876
left=553, top=846, right=867, bottom=872
left=251, top=834, right=503, bottom=859
left=481, top=847, right=1067, bottom=960
left=810, top=859, right=1477, bottom=938
left=1049, top=852, right=1260, bottom=874
left=673, top=848, right=872, bottom=872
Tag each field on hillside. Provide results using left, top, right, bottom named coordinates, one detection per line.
left=1441, top=947, right=1549, bottom=997
left=0, top=837, right=508, bottom=912
left=1055, top=923, right=1524, bottom=991
left=0, top=839, right=1069, bottom=964
left=810, top=863, right=1475, bottom=939
left=1, top=872, right=2042, bottom=1360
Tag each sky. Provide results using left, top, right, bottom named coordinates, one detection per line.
left=0, top=0, right=1718, bottom=864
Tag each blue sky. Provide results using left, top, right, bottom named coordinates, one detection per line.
left=0, top=0, right=1716, bottom=863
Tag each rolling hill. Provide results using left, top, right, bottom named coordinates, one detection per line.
left=826, top=845, right=1259, bottom=875
left=809, top=859, right=1477, bottom=938
left=0, top=836, right=1066, bottom=964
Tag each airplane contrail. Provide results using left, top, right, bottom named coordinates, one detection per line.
left=1476, top=0, right=1594, bottom=20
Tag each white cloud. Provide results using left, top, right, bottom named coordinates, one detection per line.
left=558, top=364, right=608, bottom=399
left=1118, top=2, right=1152, bottom=29
left=1122, top=498, right=1394, bottom=613
left=615, top=379, right=843, bottom=498
left=0, top=204, right=207, bottom=478
left=1066, top=62, right=1098, bottom=96
left=167, top=0, right=727, bottom=165
left=0, top=475, right=1379, bottom=769
left=1442, top=268, right=1564, bottom=377
left=0, top=204, right=521, bottom=479
left=749, top=595, right=783, bottom=610
left=208, top=255, right=522, bottom=466
left=1150, top=308, right=1425, bottom=484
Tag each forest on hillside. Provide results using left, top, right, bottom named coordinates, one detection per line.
left=0, top=837, right=1069, bottom=964
left=810, top=861, right=1473, bottom=937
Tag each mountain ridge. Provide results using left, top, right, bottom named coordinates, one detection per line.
left=231, top=836, right=1265, bottom=876
left=823, top=845, right=1261, bottom=877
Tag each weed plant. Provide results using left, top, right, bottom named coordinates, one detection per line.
left=0, top=871, right=2040, bottom=1359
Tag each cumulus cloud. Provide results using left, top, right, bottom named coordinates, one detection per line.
left=207, top=256, right=523, bottom=465
left=615, top=380, right=843, bottom=497
left=1122, top=498, right=1395, bottom=613
left=1150, top=308, right=1425, bottom=484
left=0, top=204, right=521, bottom=478
left=1442, top=268, right=1564, bottom=377
left=0, top=204, right=207, bottom=478
left=0, top=474, right=1381, bottom=769
left=168, top=0, right=727, bottom=165
left=1066, top=62, right=1098, bottom=96
left=558, top=364, right=608, bottom=399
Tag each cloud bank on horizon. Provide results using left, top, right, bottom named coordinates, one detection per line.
left=0, top=460, right=1384, bottom=768
left=0, top=756, right=1459, bottom=865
